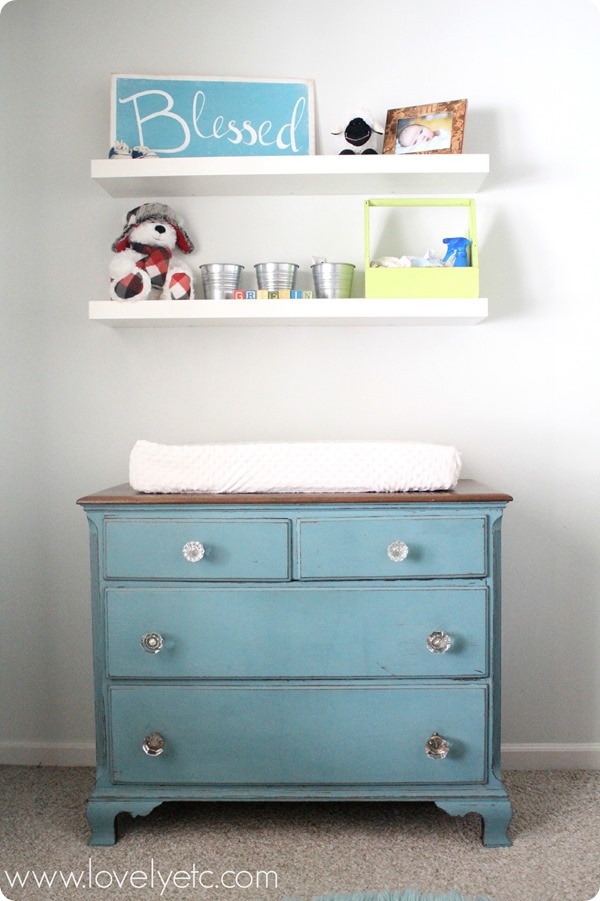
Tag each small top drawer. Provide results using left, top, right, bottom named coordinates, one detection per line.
left=104, top=517, right=290, bottom=581
left=297, top=514, right=486, bottom=579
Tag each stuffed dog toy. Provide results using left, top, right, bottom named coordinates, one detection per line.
left=331, top=108, right=384, bottom=154
left=109, top=202, right=195, bottom=301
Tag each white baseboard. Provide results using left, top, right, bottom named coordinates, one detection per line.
left=1, top=740, right=600, bottom=770
left=501, top=742, right=600, bottom=770
left=0, top=741, right=95, bottom=767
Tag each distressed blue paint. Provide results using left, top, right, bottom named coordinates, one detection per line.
left=109, top=684, right=487, bottom=785
left=79, top=487, right=512, bottom=846
left=297, top=514, right=486, bottom=579
left=104, top=516, right=291, bottom=581
left=106, top=585, right=488, bottom=679
left=111, top=75, right=315, bottom=157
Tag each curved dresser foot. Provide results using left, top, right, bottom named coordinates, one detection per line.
left=436, top=798, right=513, bottom=847
left=87, top=799, right=163, bottom=846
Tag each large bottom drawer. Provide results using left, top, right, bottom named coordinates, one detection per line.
left=109, top=684, right=487, bottom=785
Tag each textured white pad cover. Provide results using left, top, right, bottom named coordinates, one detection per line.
left=129, top=440, right=462, bottom=494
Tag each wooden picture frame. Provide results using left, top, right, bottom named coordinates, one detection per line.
left=383, top=99, right=467, bottom=155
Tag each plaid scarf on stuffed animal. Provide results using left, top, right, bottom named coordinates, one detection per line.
left=129, top=243, right=173, bottom=290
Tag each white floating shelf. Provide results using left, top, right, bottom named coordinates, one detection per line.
left=91, top=154, right=489, bottom=198
left=89, top=298, right=488, bottom=327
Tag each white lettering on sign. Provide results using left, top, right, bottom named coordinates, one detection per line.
left=277, top=97, right=306, bottom=151
left=192, top=92, right=306, bottom=150
left=119, top=90, right=191, bottom=152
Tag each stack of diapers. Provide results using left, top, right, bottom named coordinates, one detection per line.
left=129, top=440, right=462, bottom=494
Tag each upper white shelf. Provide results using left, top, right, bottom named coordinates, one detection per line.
left=90, top=154, right=489, bottom=198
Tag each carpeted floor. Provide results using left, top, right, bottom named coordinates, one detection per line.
left=0, top=767, right=598, bottom=901
left=287, top=893, right=495, bottom=901
left=288, top=893, right=495, bottom=901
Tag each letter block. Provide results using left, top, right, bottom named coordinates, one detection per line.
left=252, top=290, right=315, bottom=300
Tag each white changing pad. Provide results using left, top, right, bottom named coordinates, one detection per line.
left=129, top=440, right=462, bottom=494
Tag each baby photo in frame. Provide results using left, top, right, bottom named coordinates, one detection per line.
left=383, top=99, right=467, bottom=155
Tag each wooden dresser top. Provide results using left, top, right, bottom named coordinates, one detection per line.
left=78, top=479, right=512, bottom=506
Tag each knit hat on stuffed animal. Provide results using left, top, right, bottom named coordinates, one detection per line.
left=112, top=203, right=195, bottom=254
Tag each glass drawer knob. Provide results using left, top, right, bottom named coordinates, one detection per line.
left=182, top=540, right=205, bottom=562
left=387, top=540, right=409, bottom=562
left=425, top=732, right=450, bottom=760
left=426, top=631, right=452, bottom=654
left=142, top=732, right=165, bottom=757
left=140, top=631, right=164, bottom=654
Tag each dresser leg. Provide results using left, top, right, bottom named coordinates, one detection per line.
left=479, top=799, right=513, bottom=847
left=87, top=799, right=164, bottom=845
left=86, top=800, right=121, bottom=845
left=435, top=798, right=513, bottom=847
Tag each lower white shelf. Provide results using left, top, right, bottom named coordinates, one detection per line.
left=89, top=298, right=488, bottom=327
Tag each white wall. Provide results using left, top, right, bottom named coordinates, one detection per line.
left=1, top=0, right=598, bottom=767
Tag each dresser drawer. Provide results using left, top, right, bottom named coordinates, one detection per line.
left=103, top=517, right=290, bottom=581
left=297, top=514, right=486, bottom=579
left=109, top=684, right=487, bottom=785
left=106, top=586, right=487, bottom=679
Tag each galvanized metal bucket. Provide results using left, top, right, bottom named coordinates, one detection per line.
left=200, top=263, right=244, bottom=299
left=311, top=262, right=355, bottom=298
left=254, top=262, right=299, bottom=291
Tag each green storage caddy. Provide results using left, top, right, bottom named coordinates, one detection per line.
left=364, top=197, right=479, bottom=299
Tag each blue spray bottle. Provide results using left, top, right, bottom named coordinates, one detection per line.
left=442, top=236, right=471, bottom=267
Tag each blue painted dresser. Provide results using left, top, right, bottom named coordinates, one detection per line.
left=77, top=480, right=513, bottom=846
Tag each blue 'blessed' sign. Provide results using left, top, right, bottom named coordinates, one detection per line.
left=111, top=75, right=315, bottom=157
